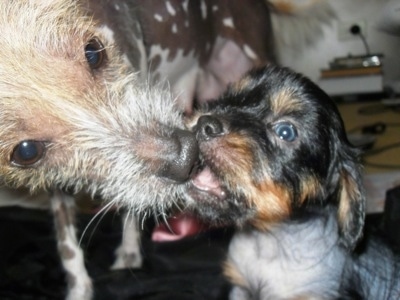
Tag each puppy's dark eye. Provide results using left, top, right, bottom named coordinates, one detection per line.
left=85, top=38, right=106, bottom=69
left=274, top=122, right=297, bottom=142
left=11, top=140, right=46, bottom=167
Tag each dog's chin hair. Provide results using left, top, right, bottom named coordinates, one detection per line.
left=187, top=197, right=255, bottom=228
left=96, top=183, right=182, bottom=219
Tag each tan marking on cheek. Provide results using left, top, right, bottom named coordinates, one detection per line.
left=221, top=134, right=254, bottom=169
left=211, top=133, right=291, bottom=228
left=299, top=176, right=322, bottom=205
left=223, top=260, right=249, bottom=288
left=249, top=179, right=291, bottom=230
left=217, top=134, right=256, bottom=196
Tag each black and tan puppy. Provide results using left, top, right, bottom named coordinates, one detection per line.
left=184, top=65, right=370, bottom=299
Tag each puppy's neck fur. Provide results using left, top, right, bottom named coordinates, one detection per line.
left=225, top=209, right=349, bottom=299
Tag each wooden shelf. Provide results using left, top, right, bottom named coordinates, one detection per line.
left=320, top=66, right=382, bottom=78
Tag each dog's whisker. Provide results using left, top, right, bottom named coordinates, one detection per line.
left=79, top=200, right=116, bottom=247
left=161, top=213, right=175, bottom=234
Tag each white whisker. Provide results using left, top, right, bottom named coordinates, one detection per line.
left=79, top=200, right=116, bottom=247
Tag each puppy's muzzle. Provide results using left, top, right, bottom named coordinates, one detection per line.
left=158, top=129, right=199, bottom=183
left=195, top=115, right=224, bottom=141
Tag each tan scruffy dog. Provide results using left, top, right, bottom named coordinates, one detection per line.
left=0, top=1, right=199, bottom=299
left=0, top=1, right=335, bottom=299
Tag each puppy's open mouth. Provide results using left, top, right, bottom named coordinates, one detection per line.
left=187, top=161, right=250, bottom=225
left=189, top=163, right=227, bottom=201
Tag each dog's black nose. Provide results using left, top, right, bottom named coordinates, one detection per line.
left=158, top=129, right=199, bottom=183
left=195, top=115, right=224, bottom=141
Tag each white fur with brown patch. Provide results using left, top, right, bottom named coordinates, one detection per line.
left=51, top=191, right=93, bottom=300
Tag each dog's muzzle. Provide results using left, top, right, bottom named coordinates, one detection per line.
left=158, top=129, right=199, bottom=183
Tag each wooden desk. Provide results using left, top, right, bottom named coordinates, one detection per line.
left=338, top=101, right=400, bottom=213
left=338, top=102, right=400, bottom=174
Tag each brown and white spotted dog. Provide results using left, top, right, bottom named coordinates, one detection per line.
left=138, top=0, right=276, bottom=113
left=91, top=0, right=335, bottom=113
left=86, top=0, right=278, bottom=116
left=0, top=1, right=334, bottom=299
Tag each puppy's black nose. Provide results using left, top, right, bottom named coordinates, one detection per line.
left=195, top=115, right=224, bottom=141
left=158, top=129, right=199, bottom=183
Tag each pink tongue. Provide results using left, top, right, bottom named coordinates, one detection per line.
left=151, top=168, right=226, bottom=242
left=192, top=166, right=225, bottom=198
left=151, top=212, right=206, bottom=242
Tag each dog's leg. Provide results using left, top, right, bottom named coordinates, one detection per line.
left=50, top=190, right=92, bottom=300
left=111, top=211, right=142, bottom=269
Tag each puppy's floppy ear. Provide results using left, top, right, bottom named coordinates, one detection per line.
left=336, top=152, right=365, bottom=249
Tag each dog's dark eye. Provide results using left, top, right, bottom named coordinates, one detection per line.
left=85, top=38, right=106, bottom=69
left=274, top=122, right=297, bottom=142
left=11, top=140, right=46, bottom=167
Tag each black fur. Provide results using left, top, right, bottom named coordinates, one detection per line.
left=185, top=65, right=400, bottom=299
left=188, top=65, right=364, bottom=248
